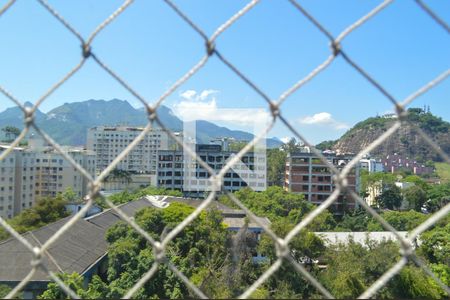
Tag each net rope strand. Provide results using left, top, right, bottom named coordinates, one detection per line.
left=0, top=0, right=448, bottom=298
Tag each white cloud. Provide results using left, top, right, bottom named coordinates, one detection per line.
left=199, top=89, right=219, bottom=101
left=299, top=112, right=349, bottom=130
left=174, top=89, right=270, bottom=127
left=180, top=90, right=197, bottom=101
left=280, top=137, right=292, bottom=144
left=179, top=89, right=219, bottom=102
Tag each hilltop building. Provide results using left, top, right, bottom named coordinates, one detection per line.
left=382, top=153, right=434, bottom=175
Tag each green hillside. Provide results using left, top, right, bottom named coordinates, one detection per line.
left=327, top=108, right=450, bottom=162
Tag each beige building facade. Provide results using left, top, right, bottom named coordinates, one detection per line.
left=0, top=142, right=96, bottom=219
left=87, top=126, right=175, bottom=175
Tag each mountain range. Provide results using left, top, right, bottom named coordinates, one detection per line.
left=0, top=99, right=282, bottom=147
left=3, top=100, right=448, bottom=161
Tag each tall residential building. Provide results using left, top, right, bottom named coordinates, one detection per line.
left=156, top=144, right=266, bottom=198
left=87, top=126, right=175, bottom=175
left=33, top=147, right=96, bottom=200
left=0, top=140, right=95, bottom=219
left=284, top=152, right=360, bottom=214
left=0, top=146, right=21, bottom=219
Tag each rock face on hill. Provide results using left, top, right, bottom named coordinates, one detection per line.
left=329, top=108, right=450, bottom=162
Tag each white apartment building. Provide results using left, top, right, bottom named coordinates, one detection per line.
left=359, top=158, right=384, bottom=173
left=0, top=146, right=20, bottom=219
left=157, top=144, right=266, bottom=198
left=0, top=140, right=96, bottom=219
left=87, top=126, right=175, bottom=175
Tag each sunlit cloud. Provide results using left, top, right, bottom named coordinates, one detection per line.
left=299, top=112, right=349, bottom=130
left=174, top=89, right=270, bottom=127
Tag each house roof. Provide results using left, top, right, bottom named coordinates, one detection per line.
left=314, top=231, right=411, bottom=248
left=0, top=199, right=154, bottom=283
left=154, top=196, right=271, bottom=229
left=0, top=196, right=268, bottom=283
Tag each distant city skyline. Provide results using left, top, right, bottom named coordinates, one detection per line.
left=0, top=0, right=449, bottom=144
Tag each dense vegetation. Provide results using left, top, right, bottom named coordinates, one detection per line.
left=37, top=186, right=449, bottom=299
left=315, top=140, right=336, bottom=151
left=319, top=239, right=448, bottom=299
left=341, top=108, right=449, bottom=139
left=0, top=194, right=70, bottom=242
left=219, top=187, right=335, bottom=231
left=435, top=162, right=450, bottom=183
left=407, top=108, right=450, bottom=134
left=0, top=126, right=21, bottom=142
left=266, top=148, right=286, bottom=186
left=360, top=170, right=450, bottom=213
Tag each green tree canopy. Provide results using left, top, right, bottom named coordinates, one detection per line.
left=367, top=210, right=428, bottom=232
left=426, top=183, right=450, bottom=212
left=266, top=148, right=286, bottom=187
left=281, top=137, right=304, bottom=153
left=403, top=185, right=427, bottom=211
left=0, top=195, right=69, bottom=241
left=220, top=186, right=335, bottom=230
left=1, top=126, right=21, bottom=142
left=335, top=209, right=371, bottom=231
left=320, top=240, right=446, bottom=299
left=360, top=171, right=397, bottom=194
left=418, top=219, right=450, bottom=266
left=315, top=140, right=336, bottom=151
left=376, top=184, right=402, bottom=210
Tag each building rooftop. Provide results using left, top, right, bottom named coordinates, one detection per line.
left=89, top=126, right=166, bottom=132
left=314, top=231, right=411, bottom=248
left=0, top=196, right=269, bottom=283
left=288, top=152, right=355, bottom=158
left=0, top=145, right=25, bottom=151
left=144, top=196, right=270, bottom=228
left=0, top=199, right=153, bottom=283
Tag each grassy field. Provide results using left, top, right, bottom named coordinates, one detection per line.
left=435, top=162, right=450, bottom=183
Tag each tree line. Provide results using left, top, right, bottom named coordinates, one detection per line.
left=34, top=186, right=448, bottom=299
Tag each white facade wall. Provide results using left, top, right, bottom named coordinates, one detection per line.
left=87, top=126, right=174, bottom=175
left=156, top=150, right=266, bottom=197
left=0, top=145, right=96, bottom=219
left=394, top=181, right=415, bottom=190
left=360, top=158, right=384, bottom=173
left=0, top=146, right=20, bottom=219
left=34, top=149, right=96, bottom=200
left=14, top=151, right=36, bottom=215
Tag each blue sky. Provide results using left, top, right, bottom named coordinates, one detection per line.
left=0, top=0, right=449, bottom=144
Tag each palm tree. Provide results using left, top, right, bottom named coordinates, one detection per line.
left=104, top=168, right=133, bottom=190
